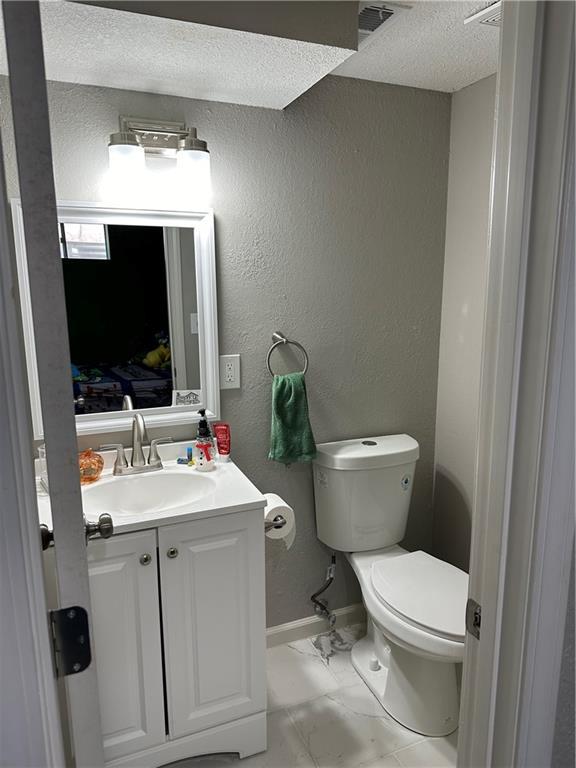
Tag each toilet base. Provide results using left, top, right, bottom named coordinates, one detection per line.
left=351, top=620, right=460, bottom=737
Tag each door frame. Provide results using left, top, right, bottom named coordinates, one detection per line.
left=2, top=2, right=105, bottom=765
left=1, top=1, right=572, bottom=766
left=458, top=2, right=574, bottom=766
left=0, top=93, right=65, bottom=768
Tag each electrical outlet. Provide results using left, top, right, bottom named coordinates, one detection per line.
left=219, top=354, right=241, bottom=389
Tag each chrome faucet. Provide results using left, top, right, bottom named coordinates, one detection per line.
left=131, top=413, right=148, bottom=467
left=121, top=394, right=134, bottom=411
left=100, top=414, right=173, bottom=476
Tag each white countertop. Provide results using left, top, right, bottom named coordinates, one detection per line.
left=36, top=445, right=266, bottom=535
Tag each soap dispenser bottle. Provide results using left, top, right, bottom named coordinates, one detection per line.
left=194, top=409, right=215, bottom=472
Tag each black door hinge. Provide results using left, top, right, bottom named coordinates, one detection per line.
left=49, top=606, right=92, bottom=677
left=466, top=598, right=482, bottom=640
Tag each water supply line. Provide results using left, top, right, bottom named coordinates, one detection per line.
left=311, top=552, right=337, bottom=625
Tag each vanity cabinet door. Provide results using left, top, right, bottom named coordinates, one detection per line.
left=159, top=509, right=266, bottom=739
left=88, top=530, right=166, bottom=761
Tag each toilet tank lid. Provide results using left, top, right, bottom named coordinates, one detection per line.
left=314, top=435, right=419, bottom=470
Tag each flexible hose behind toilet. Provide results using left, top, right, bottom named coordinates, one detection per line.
left=311, top=553, right=337, bottom=625
left=310, top=553, right=356, bottom=660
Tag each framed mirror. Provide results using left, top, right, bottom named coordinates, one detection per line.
left=12, top=201, right=219, bottom=438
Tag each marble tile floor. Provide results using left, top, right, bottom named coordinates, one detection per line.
left=179, top=625, right=458, bottom=768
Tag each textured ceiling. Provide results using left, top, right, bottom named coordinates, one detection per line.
left=0, top=1, right=354, bottom=110
left=333, top=1, right=499, bottom=93
left=0, top=1, right=499, bottom=106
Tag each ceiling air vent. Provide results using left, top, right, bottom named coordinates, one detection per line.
left=464, top=1, right=502, bottom=28
left=358, top=3, right=411, bottom=48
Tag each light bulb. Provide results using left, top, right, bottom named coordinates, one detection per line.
left=177, top=148, right=212, bottom=206
left=108, top=132, right=145, bottom=175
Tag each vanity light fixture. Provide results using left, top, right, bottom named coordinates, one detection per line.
left=107, top=118, right=211, bottom=203
left=109, top=118, right=210, bottom=158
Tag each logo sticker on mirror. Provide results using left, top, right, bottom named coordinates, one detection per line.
left=173, top=390, right=201, bottom=406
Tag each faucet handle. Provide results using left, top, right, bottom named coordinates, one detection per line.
left=148, top=437, right=173, bottom=468
left=99, top=444, right=128, bottom=474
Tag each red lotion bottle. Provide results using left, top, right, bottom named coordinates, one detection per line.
left=213, top=423, right=231, bottom=462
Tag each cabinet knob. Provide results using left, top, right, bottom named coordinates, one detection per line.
left=139, top=553, right=152, bottom=566
left=167, top=547, right=179, bottom=559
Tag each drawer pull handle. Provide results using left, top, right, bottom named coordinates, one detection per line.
left=139, top=553, right=152, bottom=566
left=167, top=547, right=179, bottom=559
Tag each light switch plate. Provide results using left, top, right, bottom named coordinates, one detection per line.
left=219, top=354, right=241, bottom=389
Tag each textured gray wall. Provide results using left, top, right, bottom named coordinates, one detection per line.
left=0, top=75, right=450, bottom=626
left=433, top=75, right=496, bottom=573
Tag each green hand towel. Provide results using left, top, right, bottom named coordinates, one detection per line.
left=269, top=372, right=317, bottom=464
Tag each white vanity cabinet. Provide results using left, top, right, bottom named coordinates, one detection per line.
left=87, top=530, right=165, bottom=761
left=159, top=511, right=266, bottom=739
left=86, top=507, right=266, bottom=768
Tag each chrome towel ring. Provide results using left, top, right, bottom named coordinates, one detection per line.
left=266, top=331, right=309, bottom=376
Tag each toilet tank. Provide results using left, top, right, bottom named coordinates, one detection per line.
left=313, top=435, right=419, bottom=552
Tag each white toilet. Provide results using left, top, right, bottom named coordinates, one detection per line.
left=313, top=435, right=468, bottom=737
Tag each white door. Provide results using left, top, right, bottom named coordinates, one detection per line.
left=88, top=531, right=166, bottom=761
left=1, top=3, right=105, bottom=765
left=159, top=511, right=266, bottom=739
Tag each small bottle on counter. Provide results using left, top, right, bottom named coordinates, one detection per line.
left=194, top=409, right=216, bottom=472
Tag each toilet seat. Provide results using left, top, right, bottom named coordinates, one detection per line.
left=348, top=547, right=468, bottom=661
left=371, top=551, right=468, bottom=642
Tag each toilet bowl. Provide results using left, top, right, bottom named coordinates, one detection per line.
left=313, top=435, right=468, bottom=737
left=347, top=546, right=467, bottom=736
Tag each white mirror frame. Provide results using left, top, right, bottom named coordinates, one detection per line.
left=11, top=200, right=220, bottom=438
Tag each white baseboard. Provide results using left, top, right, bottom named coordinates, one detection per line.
left=266, top=603, right=366, bottom=648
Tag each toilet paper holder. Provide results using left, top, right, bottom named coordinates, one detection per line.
left=264, top=514, right=287, bottom=532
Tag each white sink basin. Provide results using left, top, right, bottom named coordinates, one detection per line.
left=82, top=470, right=216, bottom=518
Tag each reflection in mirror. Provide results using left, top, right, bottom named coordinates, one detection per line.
left=13, top=202, right=219, bottom=437
left=60, top=221, right=200, bottom=414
